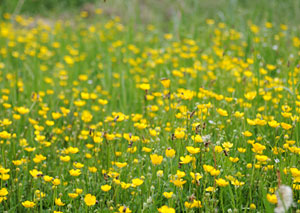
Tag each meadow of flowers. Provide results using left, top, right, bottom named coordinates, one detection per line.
left=0, top=5, right=300, bottom=213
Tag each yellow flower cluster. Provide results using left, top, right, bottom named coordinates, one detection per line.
left=0, top=8, right=299, bottom=213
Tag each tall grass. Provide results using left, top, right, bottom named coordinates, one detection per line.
left=0, top=0, right=299, bottom=212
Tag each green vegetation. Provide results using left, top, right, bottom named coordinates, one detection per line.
left=0, top=0, right=300, bottom=212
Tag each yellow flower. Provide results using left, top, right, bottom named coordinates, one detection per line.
left=157, top=170, right=164, bottom=177
left=255, top=155, right=269, bottom=162
left=35, top=190, right=46, bottom=198
left=158, top=205, right=175, bottom=213
left=210, top=169, right=220, bottom=176
left=267, top=194, right=277, bottom=204
left=215, top=146, right=223, bottom=153
left=68, top=193, right=78, bottom=198
left=237, top=148, right=246, bottom=153
left=55, top=198, right=65, bottom=206
left=180, top=155, right=193, bottom=164
left=0, top=168, right=10, bottom=174
left=52, top=112, right=62, bottom=119
left=250, top=24, right=259, bottom=34
left=149, top=129, right=157, bottom=137
left=234, top=111, right=244, bottom=118
left=78, top=74, right=88, bottom=81
left=186, top=146, right=200, bottom=154
left=1, top=173, right=10, bottom=181
left=22, top=201, right=35, bottom=208
left=88, top=167, right=98, bottom=173
left=170, top=178, right=186, bottom=187
left=68, top=146, right=79, bottom=154
left=142, top=147, right=152, bottom=153
left=84, top=194, right=96, bottom=206
left=191, top=135, right=203, bottom=143
left=64, top=55, right=74, bottom=65
left=174, top=129, right=185, bottom=139
left=244, top=91, right=257, bottom=100
left=242, top=131, right=252, bottom=137
left=106, top=133, right=115, bottom=141
left=73, top=162, right=84, bottom=169
left=163, top=192, right=173, bottom=199
left=192, top=200, right=202, bottom=208
left=205, top=186, right=216, bottom=192
left=255, top=118, right=267, bottom=126
left=98, top=99, right=108, bottom=105
left=139, top=83, right=150, bottom=90
left=29, top=169, right=43, bottom=178
left=216, top=178, right=229, bottom=187
left=93, top=136, right=103, bottom=143
left=176, top=170, right=186, bottom=178
left=251, top=143, right=266, bottom=154
left=45, top=120, right=54, bottom=126
left=164, top=33, right=173, bottom=40
left=203, top=165, right=214, bottom=173
left=121, top=182, right=131, bottom=189
left=250, top=203, right=256, bottom=209
left=206, top=19, right=215, bottom=25
left=185, top=200, right=202, bottom=208
left=52, top=178, right=61, bottom=186
left=190, top=172, right=203, bottom=183
left=229, top=157, right=239, bottom=163
left=76, top=188, right=83, bottom=194
left=160, top=78, right=170, bottom=88
left=101, top=184, right=111, bottom=192
left=127, top=146, right=137, bottom=153
left=0, top=188, right=8, bottom=196
left=118, top=206, right=132, bottom=213
left=165, top=148, right=176, bottom=158
left=216, top=108, right=228, bottom=116
left=281, top=122, right=292, bottom=130
left=115, top=162, right=127, bottom=168
left=222, top=142, right=233, bottom=150
left=16, top=106, right=30, bottom=114
left=266, top=64, right=276, bottom=70
left=0, top=119, right=12, bottom=126
left=81, top=110, right=93, bottom=123
left=231, top=179, right=245, bottom=186
left=33, top=154, right=46, bottom=163
left=131, top=178, right=144, bottom=187
left=60, top=155, right=70, bottom=162
left=0, top=131, right=11, bottom=139
left=150, top=154, right=163, bottom=165
left=247, top=119, right=256, bottom=125
left=69, top=169, right=81, bottom=176
left=43, top=175, right=53, bottom=182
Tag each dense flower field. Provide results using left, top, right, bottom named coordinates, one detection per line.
left=0, top=8, right=300, bottom=212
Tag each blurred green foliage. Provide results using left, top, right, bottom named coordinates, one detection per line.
left=1, top=0, right=300, bottom=33
left=0, top=0, right=97, bottom=14
left=99, top=0, right=300, bottom=35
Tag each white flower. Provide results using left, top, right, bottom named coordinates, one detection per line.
left=202, top=134, right=211, bottom=142
left=272, top=45, right=278, bottom=51
left=274, top=185, right=293, bottom=213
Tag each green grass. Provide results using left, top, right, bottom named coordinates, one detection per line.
left=0, top=0, right=300, bottom=212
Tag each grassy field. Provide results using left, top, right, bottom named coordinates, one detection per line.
left=0, top=0, right=300, bottom=212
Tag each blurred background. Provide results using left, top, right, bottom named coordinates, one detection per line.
left=1, top=0, right=300, bottom=32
